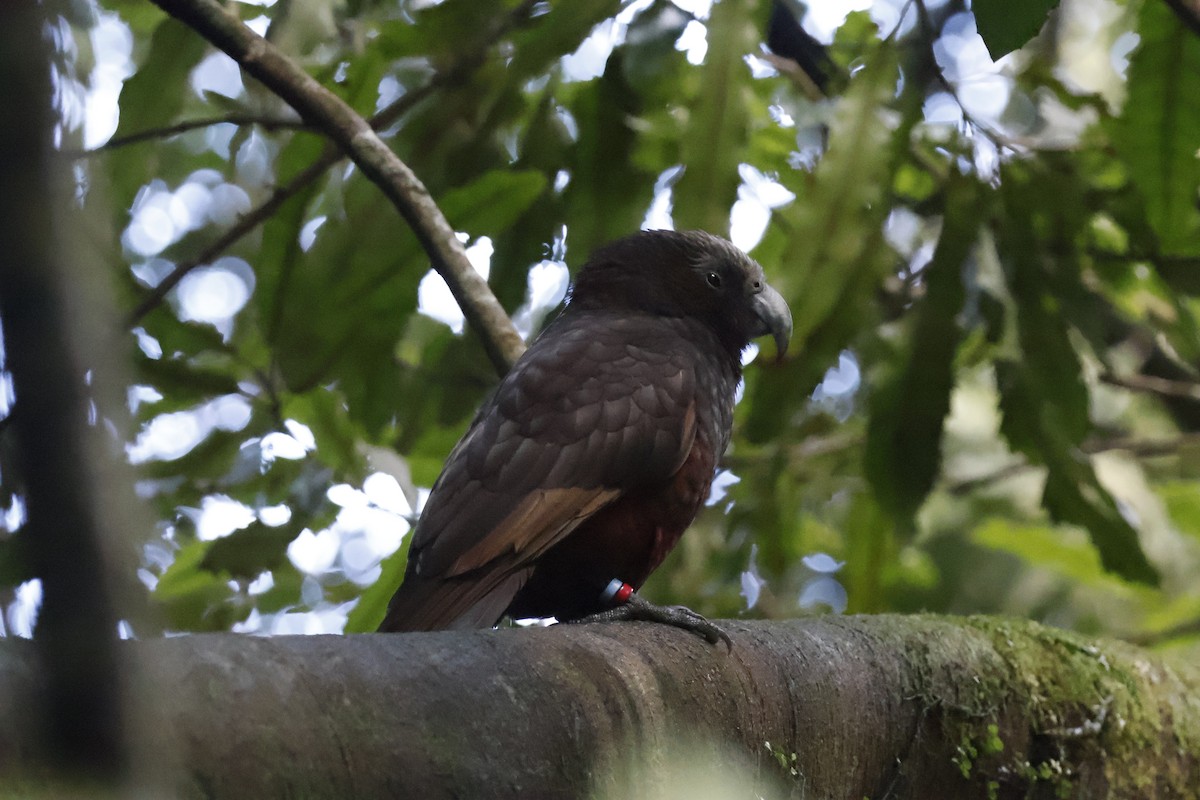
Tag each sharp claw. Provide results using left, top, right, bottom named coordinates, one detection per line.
left=566, top=595, right=732, bottom=648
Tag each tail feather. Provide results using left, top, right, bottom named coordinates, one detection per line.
left=377, top=569, right=531, bottom=632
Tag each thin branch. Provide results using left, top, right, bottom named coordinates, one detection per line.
left=1100, top=371, right=1200, bottom=401
left=1162, top=0, right=1200, bottom=39
left=148, top=0, right=527, bottom=374
left=67, top=113, right=311, bottom=156
left=1081, top=431, right=1200, bottom=457
left=1130, top=615, right=1200, bottom=646
left=125, top=75, right=448, bottom=329
left=127, top=150, right=334, bottom=327
left=946, top=431, right=1200, bottom=494
left=1087, top=247, right=1200, bottom=269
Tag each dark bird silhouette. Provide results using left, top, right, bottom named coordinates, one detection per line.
left=378, top=230, right=791, bottom=644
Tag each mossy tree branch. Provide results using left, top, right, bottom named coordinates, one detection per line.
left=0, top=617, right=1194, bottom=798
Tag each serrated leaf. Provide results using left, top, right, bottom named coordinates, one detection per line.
left=270, top=169, right=545, bottom=432
left=774, top=45, right=900, bottom=348
left=995, top=366, right=1158, bottom=585
left=743, top=45, right=903, bottom=442
left=1042, top=465, right=1158, bottom=585
left=990, top=162, right=1158, bottom=585
left=672, top=0, right=756, bottom=235
left=563, top=55, right=657, bottom=260
left=973, top=0, right=1059, bottom=58
left=1110, top=0, right=1200, bottom=251
left=866, top=176, right=981, bottom=520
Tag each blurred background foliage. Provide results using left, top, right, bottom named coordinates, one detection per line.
left=2, top=0, right=1198, bottom=655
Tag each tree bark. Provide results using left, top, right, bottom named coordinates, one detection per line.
left=0, top=616, right=1195, bottom=798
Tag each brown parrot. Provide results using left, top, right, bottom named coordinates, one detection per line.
left=378, top=230, right=791, bottom=643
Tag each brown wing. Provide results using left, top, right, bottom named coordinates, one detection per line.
left=379, top=312, right=699, bottom=632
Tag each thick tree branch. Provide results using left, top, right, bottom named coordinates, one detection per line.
left=149, top=0, right=526, bottom=374
left=1, top=617, right=1194, bottom=798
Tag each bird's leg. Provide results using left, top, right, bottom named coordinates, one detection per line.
left=567, top=580, right=732, bottom=648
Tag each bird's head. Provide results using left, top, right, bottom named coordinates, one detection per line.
left=568, top=230, right=793, bottom=361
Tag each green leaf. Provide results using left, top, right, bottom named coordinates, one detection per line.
left=973, top=0, right=1059, bottom=58
left=105, top=17, right=207, bottom=213
left=200, top=521, right=299, bottom=579
left=153, top=540, right=239, bottom=630
left=344, top=534, right=412, bottom=633
left=112, top=18, right=207, bottom=138
left=443, top=170, right=549, bottom=237
left=1110, top=0, right=1200, bottom=251
left=0, top=535, right=33, bottom=587
left=1157, top=481, right=1200, bottom=545
left=865, top=176, right=982, bottom=520
left=972, top=519, right=1137, bottom=591
left=743, top=44, right=903, bottom=442
left=774, top=45, right=900, bottom=350
left=375, top=0, right=520, bottom=65
left=283, top=391, right=365, bottom=477
left=562, top=57, right=657, bottom=260
left=135, top=354, right=242, bottom=401
left=139, top=310, right=229, bottom=358
left=990, top=162, right=1158, bottom=585
left=269, top=168, right=544, bottom=433
left=509, top=0, right=623, bottom=79
left=136, top=429, right=248, bottom=481
left=672, top=0, right=757, bottom=234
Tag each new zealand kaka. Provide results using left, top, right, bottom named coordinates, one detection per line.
left=379, top=230, right=792, bottom=643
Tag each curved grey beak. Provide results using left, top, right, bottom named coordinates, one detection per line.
left=749, top=282, right=792, bottom=360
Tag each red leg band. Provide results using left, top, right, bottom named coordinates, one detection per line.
left=600, top=579, right=635, bottom=605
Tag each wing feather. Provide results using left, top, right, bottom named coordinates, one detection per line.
left=387, top=312, right=700, bottom=630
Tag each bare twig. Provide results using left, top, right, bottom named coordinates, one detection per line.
left=68, top=113, right=311, bottom=156
left=1081, top=431, right=1200, bottom=457
left=946, top=431, right=1200, bottom=494
left=148, top=0, right=526, bottom=374
left=127, top=150, right=332, bottom=327
left=1100, top=371, right=1200, bottom=401
left=126, top=66, right=462, bottom=329
left=127, top=0, right=532, bottom=345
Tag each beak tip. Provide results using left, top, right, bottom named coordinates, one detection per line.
left=749, top=281, right=792, bottom=363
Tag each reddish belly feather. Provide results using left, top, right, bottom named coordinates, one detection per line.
left=504, top=436, right=718, bottom=621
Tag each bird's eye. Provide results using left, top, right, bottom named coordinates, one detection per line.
left=706, top=272, right=723, bottom=290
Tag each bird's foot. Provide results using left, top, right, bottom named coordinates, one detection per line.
left=569, top=594, right=732, bottom=648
